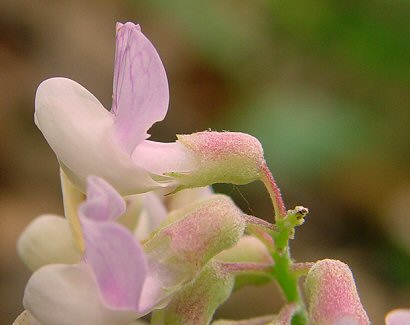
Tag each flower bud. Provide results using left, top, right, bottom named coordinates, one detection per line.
left=139, top=194, right=246, bottom=309
left=172, top=131, right=265, bottom=190
left=145, top=194, right=246, bottom=271
left=305, top=259, right=370, bottom=325
left=151, top=261, right=235, bottom=325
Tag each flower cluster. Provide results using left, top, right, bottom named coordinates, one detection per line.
left=15, top=22, right=409, bottom=325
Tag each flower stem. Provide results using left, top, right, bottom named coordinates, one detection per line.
left=242, top=214, right=276, bottom=232
left=272, top=247, right=308, bottom=325
left=272, top=213, right=309, bottom=325
left=260, top=164, right=309, bottom=325
left=260, top=162, right=286, bottom=221
left=221, top=261, right=275, bottom=275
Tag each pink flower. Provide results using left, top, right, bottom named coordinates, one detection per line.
left=21, top=177, right=246, bottom=325
left=35, top=22, right=194, bottom=195
left=35, top=22, right=266, bottom=196
left=23, top=177, right=149, bottom=325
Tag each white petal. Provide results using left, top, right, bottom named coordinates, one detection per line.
left=35, top=77, right=162, bottom=195
left=134, top=192, right=168, bottom=241
left=132, top=140, right=197, bottom=176
left=17, top=215, right=81, bottom=271
left=24, top=264, right=138, bottom=325
left=118, top=194, right=144, bottom=232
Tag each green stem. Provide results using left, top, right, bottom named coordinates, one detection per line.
left=260, top=165, right=309, bottom=325
left=276, top=269, right=305, bottom=323
left=273, top=217, right=308, bottom=325
left=272, top=249, right=307, bottom=325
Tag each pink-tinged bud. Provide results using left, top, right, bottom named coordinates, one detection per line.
left=146, top=195, right=246, bottom=270
left=385, top=309, right=410, bottom=325
left=151, top=261, right=235, bottom=325
left=139, top=195, right=246, bottom=309
left=173, top=131, right=265, bottom=189
left=305, top=259, right=370, bottom=325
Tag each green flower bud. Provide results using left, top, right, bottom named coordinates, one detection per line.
left=152, top=261, right=235, bottom=325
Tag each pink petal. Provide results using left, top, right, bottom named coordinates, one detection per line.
left=24, top=264, right=137, bottom=325
left=112, top=22, right=169, bottom=154
left=80, top=176, right=126, bottom=222
left=385, top=309, right=410, bottom=325
left=79, top=176, right=148, bottom=310
left=81, top=219, right=147, bottom=310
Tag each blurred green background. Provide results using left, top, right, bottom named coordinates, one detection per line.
left=0, top=1, right=409, bottom=324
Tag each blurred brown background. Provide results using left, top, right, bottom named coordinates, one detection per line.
left=1, top=1, right=409, bottom=324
